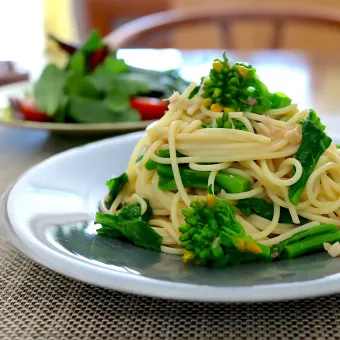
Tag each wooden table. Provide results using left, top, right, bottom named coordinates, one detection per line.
left=1, top=50, right=340, bottom=194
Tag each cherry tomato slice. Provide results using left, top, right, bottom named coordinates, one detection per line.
left=18, top=97, right=53, bottom=122
left=130, top=97, right=168, bottom=120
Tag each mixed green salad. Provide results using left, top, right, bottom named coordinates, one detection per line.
left=8, top=31, right=188, bottom=124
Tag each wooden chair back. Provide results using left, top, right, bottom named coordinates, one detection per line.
left=105, top=2, right=340, bottom=49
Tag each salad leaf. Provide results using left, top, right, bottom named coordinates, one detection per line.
left=81, top=30, right=105, bottom=54
left=54, top=95, right=69, bottom=123
left=236, top=198, right=308, bottom=224
left=68, top=97, right=140, bottom=123
left=27, top=31, right=188, bottom=123
left=34, top=64, right=67, bottom=115
left=105, top=89, right=130, bottom=112
left=93, top=56, right=127, bottom=75
left=106, top=173, right=129, bottom=207
left=65, top=75, right=101, bottom=99
left=68, top=51, right=86, bottom=76
left=288, top=110, right=332, bottom=205
left=88, top=72, right=150, bottom=95
left=96, top=200, right=162, bottom=251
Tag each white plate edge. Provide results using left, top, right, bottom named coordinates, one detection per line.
left=3, top=131, right=340, bottom=302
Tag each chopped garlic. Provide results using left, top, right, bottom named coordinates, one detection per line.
left=324, top=242, right=340, bottom=257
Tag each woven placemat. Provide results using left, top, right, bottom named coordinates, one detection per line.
left=1, top=234, right=340, bottom=340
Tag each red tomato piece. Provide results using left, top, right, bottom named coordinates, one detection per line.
left=88, top=48, right=109, bottom=71
left=130, top=97, right=168, bottom=120
left=18, top=97, right=53, bottom=122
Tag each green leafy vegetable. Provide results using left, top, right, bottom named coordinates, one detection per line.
left=31, top=30, right=189, bottom=124
left=233, top=120, right=248, bottom=131
left=216, top=112, right=232, bottom=128
left=106, top=173, right=129, bottom=207
left=34, top=64, right=67, bottom=115
left=288, top=110, right=332, bottom=205
left=271, top=92, right=292, bottom=109
left=158, top=176, right=222, bottom=192
left=201, top=53, right=292, bottom=113
left=237, top=198, right=308, bottom=225
left=96, top=200, right=162, bottom=251
left=188, top=85, right=200, bottom=99
left=271, top=224, right=339, bottom=259
left=179, top=196, right=271, bottom=266
left=81, top=30, right=105, bottom=53
left=105, top=89, right=130, bottom=112
left=145, top=149, right=185, bottom=170
left=156, top=164, right=251, bottom=194
left=65, top=75, right=101, bottom=99
left=68, top=51, right=86, bottom=76
left=68, top=97, right=140, bottom=123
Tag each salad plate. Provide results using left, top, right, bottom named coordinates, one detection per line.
left=0, top=88, right=152, bottom=136
left=2, top=131, right=340, bottom=302
left=0, top=32, right=189, bottom=136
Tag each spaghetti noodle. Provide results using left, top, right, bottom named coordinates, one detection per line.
left=98, top=54, right=340, bottom=265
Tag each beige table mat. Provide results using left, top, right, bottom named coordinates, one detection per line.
left=1, top=234, right=339, bottom=340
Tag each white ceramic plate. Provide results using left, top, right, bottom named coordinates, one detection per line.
left=0, top=82, right=153, bottom=135
left=2, top=132, right=340, bottom=302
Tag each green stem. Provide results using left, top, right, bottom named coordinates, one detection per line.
left=285, top=224, right=337, bottom=246
left=158, top=176, right=221, bottom=192
left=215, top=172, right=250, bottom=193
left=157, top=164, right=250, bottom=193
left=145, top=150, right=184, bottom=170
left=284, top=230, right=340, bottom=259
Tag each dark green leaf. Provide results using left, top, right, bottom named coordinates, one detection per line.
left=236, top=198, right=308, bottom=224
left=68, top=51, right=86, bottom=76
left=68, top=97, right=140, bottom=123
left=106, top=173, right=129, bottom=207
left=188, top=86, right=200, bottom=99
left=271, top=92, right=292, bottom=109
left=301, top=109, right=326, bottom=131
left=54, top=95, right=69, bottom=123
left=234, top=120, right=247, bottom=131
left=289, top=110, right=332, bottom=205
left=34, top=64, right=66, bottom=116
left=142, top=199, right=153, bottom=222
left=81, top=30, right=105, bottom=54
left=88, top=73, right=149, bottom=95
left=65, top=75, right=101, bottom=99
left=99, top=57, right=127, bottom=74
left=96, top=202, right=162, bottom=252
left=105, top=89, right=130, bottom=112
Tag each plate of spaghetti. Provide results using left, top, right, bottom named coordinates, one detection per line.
left=2, top=53, right=340, bottom=302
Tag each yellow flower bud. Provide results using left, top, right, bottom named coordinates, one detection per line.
left=234, top=238, right=246, bottom=252
left=202, top=98, right=213, bottom=108
left=183, top=250, right=195, bottom=263
left=206, top=194, right=216, bottom=208
left=213, top=60, right=224, bottom=73
left=237, top=65, right=249, bottom=78
left=210, top=103, right=224, bottom=112
left=245, top=241, right=263, bottom=254
left=224, top=107, right=234, bottom=113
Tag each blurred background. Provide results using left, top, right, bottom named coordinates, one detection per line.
left=2, top=0, right=340, bottom=113
left=2, top=0, right=340, bottom=59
